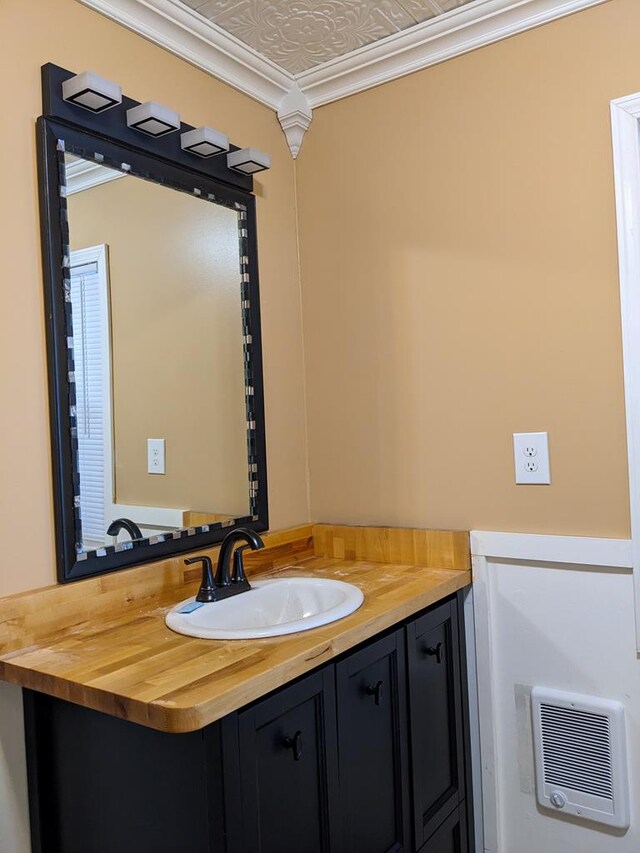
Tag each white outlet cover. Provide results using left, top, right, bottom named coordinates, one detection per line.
left=147, top=438, right=166, bottom=475
left=513, top=432, right=550, bottom=484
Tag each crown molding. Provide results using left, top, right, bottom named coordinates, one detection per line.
left=297, top=0, right=609, bottom=107
left=64, top=158, right=127, bottom=195
left=79, top=0, right=609, bottom=157
left=78, top=0, right=294, bottom=110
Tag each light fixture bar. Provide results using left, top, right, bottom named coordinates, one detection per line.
left=62, top=71, right=122, bottom=113
left=227, top=148, right=271, bottom=175
left=181, top=126, right=229, bottom=158
left=126, top=102, right=180, bottom=137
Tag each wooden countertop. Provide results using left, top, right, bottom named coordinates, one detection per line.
left=0, top=524, right=470, bottom=733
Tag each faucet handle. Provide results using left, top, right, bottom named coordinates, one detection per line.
left=185, top=556, right=217, bottom=603
left=232, top=545, right=253, bottom=587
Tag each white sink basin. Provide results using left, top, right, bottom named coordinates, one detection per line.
left=165, top=577, right=364, bottom=640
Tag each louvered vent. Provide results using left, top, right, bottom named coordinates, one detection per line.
left=531, top=687, right=629, bottom=829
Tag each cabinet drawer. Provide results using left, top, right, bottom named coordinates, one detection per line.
left=407, top=598, right=464, bottom=848
left=418, top=806, right=468, bottom=853
left=336, top=629, right=410, bottom=853
left=231, top=669, right=340, bottom=853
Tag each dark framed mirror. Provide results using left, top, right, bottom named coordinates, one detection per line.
left=37, top=64, right=268, bottom=582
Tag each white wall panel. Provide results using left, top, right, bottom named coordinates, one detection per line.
left=473, top=532, right=639, bottom=853
left=0, top=683, right=30, bottom=853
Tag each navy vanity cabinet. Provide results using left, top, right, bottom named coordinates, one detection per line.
left=24, top=590, right=473, bottom=853
left=406, top=598, right=464, bottom=848
left=225, top=668, right=341, bottom=853
left=335, top=630, right=411, bottom=853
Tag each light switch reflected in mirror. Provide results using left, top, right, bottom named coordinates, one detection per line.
left=64, top=154, right=251, bottom=553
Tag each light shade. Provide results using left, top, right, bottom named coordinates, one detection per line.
left=62, top=71, right=122, bottom=113
left=181, top=126, right=229, bottom=158
left=227, top=148, right=271, bottom=175
left=126, top=102, right=180, bottom=137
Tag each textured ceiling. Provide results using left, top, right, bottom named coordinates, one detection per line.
left=181, top=0, right=478, bottom=74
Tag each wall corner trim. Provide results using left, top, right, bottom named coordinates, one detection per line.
left=277, top=86, right=312, bottom=159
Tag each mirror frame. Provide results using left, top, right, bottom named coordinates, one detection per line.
left=37, top=64, right=268, bottom=582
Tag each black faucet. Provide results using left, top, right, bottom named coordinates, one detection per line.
left=107, top=517, right=143, bottom=541
left=185, top=528, right=265, bottom=604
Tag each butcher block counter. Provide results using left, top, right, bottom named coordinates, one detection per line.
left=0, top=524, right=471, bottom=733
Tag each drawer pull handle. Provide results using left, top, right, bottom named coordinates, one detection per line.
left=425, top=641, right=443, bottom=663
left=366, top=680, right=384, bottom=706
left=284, top=730, right=303, bottom=761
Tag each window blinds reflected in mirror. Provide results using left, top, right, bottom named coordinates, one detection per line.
left=69, top=246, right=112, bottom=550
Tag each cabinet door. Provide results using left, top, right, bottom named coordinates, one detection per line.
left=418, top=807, right=468, bottom=853
left=336, top=629, right=410, bottom=853
left=232, top=668, right=340, bottom=853
left=407, top=598, right=464, bottom=848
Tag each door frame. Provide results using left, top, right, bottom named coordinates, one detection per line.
left=611, top=91, right=640, bottom=651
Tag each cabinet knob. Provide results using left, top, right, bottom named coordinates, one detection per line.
left=424, top=641, right=443, bottom=663
left=283, top=730, right=303, bottom=761
left=365, top=680, right=384, bottom=706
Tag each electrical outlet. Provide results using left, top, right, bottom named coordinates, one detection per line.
left=147, top=438, right=165, bottom=475
left=513, top=432, right=550, bottom=484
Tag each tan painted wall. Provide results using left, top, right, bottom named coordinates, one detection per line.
left=3, top=0, right=638, bottom=601
left=0, top=0, right=309, bottom=595
left=296, top=0, right=635, bottom=538
left=69, top=174, right=249, bottom=518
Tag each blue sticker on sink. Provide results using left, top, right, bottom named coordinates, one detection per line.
left=177, top=601, right=205, bottom=614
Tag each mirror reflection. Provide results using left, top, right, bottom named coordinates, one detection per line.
left=64, top=154, right=251, bottom=552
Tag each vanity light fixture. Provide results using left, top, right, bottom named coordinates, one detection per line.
left=62, top=71, right=122, bottom=113
left=227, top=148, right=271, bottom=175
left=181, top=126, right=229, bottom=157
left=126, top=102, right=180, bottom=137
